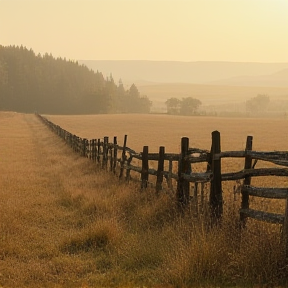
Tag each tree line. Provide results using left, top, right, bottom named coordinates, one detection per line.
left=0, top=45, right=151, bottom=114
left=165, top=97, right=202, bottom=115
left=164, top=94, right=276, bottom=117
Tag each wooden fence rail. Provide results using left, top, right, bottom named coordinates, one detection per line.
left=36, top=113, right=288, bottom=256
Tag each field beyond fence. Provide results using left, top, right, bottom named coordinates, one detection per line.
left=37, top=113, right=288, bottom=258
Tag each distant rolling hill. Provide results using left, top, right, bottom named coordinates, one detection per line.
left=207, top=68, right=288, bottom=87
left=79, top=60, right=288, bottom=112
left=137, top=83, right=288, bottom=106
left=79, top=60, right=288, bottom=86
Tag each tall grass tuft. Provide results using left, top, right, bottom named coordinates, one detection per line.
left=61, top=218, right=123, bottom=254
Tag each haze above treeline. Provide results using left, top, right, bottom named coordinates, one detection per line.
left=1, top=45, right=288, bottom=116
left=80, top=60, right=288, bottom=116
left=80, top=60, right=288, bottom=87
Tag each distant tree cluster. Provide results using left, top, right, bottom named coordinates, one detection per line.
left=0, top=45, right=151, bottom=114
left=165, top=97, right=202, bottom=115
left=246, top=94, right=270, bottom=114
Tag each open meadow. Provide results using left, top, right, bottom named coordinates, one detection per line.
left=45, top=113, right=288, bottom=152
left=46, top=113, right=288, bottom=190
left=46, top=113, right=288, bottom=225
left=1, top=112, right=288, bottom=287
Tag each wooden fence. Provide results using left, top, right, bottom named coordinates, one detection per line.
left=36, top=114, right=288, bottom=256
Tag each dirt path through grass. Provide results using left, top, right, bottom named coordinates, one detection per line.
left=0, top=112, right=172, bottom=288
left=0, top=112, right=109, bottom=287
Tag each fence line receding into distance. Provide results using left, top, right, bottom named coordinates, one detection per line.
left=36, top=113, right=288, bottom=257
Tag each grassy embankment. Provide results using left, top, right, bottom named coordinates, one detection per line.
left=1, top=112, right=288, bottom=287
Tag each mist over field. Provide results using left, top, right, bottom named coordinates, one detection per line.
left=1, top=46, right=288, bottom=117
left=79, top=60, right=288, bottom=86
left=1, top=0, right=288, bottom=286
left=80, top=60, right=288, bottom=116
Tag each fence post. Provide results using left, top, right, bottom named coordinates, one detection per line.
left=89, top=140, right=92, bottom=160
left=82, top=138, right=87, bottom=157
left=102, top=137, right=109, bottom=169
left=85, top=138, right=89, bottom=157
left=156, top=146, right=165, bottom=193
left=176, top=137, right=190, bottom=207
left=72, top=135, right=76, bottom=152
left=119, top=135, right=127, bottom=179
left=69, top=133, right=72, bottom=148
left=141, top=146, right=149, bottom=189
left=109, top=143, right=113, bottom=172
left=92, top=139, right=96, bottom=161
left=209, top=131, right=223, bottom=221
left=89, top=139, right=93, bottom=160
left=126, top=155, right=132, bottom=181
left=113, top=137, right=118, bottom=174
left=168, top=158, right=173, bottom=190
left=76, top=136, right=79, bottom=153
left=97, top=139, right=101, bottom=163
left=240, top=135, right=253, bottom=227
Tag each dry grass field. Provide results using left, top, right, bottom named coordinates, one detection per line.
left=46, top=113, right=288, bottom=152
left=46, top=113, right=288, bottom=226
left=1, top=112, right=288, bottom=287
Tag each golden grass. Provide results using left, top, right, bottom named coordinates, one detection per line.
left=45, top=113, right=288, bottom=152
left=1, top=112, right=288, bottom=287
left=46, top=113, right=288, bottom=213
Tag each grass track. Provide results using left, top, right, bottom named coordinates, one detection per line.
left=0, top=112, right=117, bottom=287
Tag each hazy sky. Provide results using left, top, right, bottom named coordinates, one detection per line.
left=1, top=0, right=288, bottom=62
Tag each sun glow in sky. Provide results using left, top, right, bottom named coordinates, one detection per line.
left=1, top=0, right=288, bottom=62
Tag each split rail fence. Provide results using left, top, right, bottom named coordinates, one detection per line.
left=37, top=114, right=288, bottom=256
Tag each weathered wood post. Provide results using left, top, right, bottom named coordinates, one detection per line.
left=109, top=142, right=113, bottom=172
left=125, top=154, right=132, bottom=181
left=141, top=146, right=149, bottom=189
left=113, top=137, right=118, bottom=174
left=176, top=137, right=190, bottom=207
left=75, top=136, right=78, bottom=153
left=75, top=136, right=79, bottom=153
left=74, top=136, right=78, bottom=153
left=72, top=135, right=76, bottom=152
left=156, top=146, right=165, bottom=193
left=78, top=137, right=81, bottom=154
left=209, top=131, right=223, bottom=221
left=97, top=139, right=101, bottom=163
left=86, top=139, right=89, bottom=157
left=167, top=158, right=173, bottom=190
left=240, top=136, right=253, bottom=227
left=119, top=135, right=127, bottom=179
left=65, top=130, right=68, bottom=142
left=69, top=133, right=73, bottom=148
left=102, top=137, right=109, bottom=169
left=82, top=138, right=88, bottom=157
left=89, top=139, right=92, bottom=160
left=92, top=139, right=96, bottom=161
